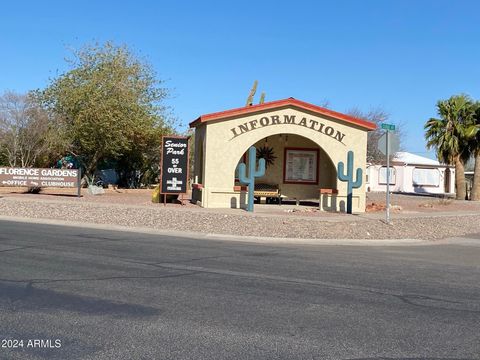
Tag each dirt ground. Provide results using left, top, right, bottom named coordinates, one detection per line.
left=0, top=187, right=169, bottom=206
left=1, top=187, right=479, bottom=214
left=1, top=187, right=479, bottom=240
left=365, top=192, right=480, bottom=213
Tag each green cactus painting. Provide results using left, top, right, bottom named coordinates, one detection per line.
left=238, top=146, right=266, bottom=212
left=337, top=151, right=363, bottom=214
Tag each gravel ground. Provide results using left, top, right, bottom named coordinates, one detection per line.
left=0, top=196, right=479, bottom=240
left=366, top=191, right=480, bottom=213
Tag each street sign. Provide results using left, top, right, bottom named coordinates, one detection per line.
left=381, top=123, right=396, bottom=131
left=378, top=132, right=400, bottom=156
left=378, top=124, right=399, bottom=225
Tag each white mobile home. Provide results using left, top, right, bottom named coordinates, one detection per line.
left=366, top=152, right=455, bottom=195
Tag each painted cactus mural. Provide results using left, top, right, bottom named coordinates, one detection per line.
left=337, top=150, right=363, bottom=214
left=238, top=146, right=266, bottom=212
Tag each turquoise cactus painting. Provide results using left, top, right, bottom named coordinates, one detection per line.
left=337, top=151, right=363, bottom=214
left=238, top=146, right=266, bottom=212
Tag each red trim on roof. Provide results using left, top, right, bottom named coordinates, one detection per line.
left=189, top=97, right=376, bottom=130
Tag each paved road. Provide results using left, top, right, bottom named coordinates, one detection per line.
left=0, top=220, right=479, bottom=360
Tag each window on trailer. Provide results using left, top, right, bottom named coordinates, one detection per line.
left=378, top=166, right=396, bottom=185
left=412, top=168, right=440, bottom=187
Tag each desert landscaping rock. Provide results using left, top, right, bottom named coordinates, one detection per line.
left=0, top=194, right=479, bottom=240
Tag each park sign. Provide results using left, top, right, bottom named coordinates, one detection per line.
left=160, top=136, right=189, bottom=195
left=0, top=167, right=80, bottom=188
left=0, top=167, right=81, bottom=196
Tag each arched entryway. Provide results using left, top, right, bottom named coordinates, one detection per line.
left=232, top=133, right=337, bottom=209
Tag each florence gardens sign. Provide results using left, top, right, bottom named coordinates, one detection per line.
left=0, top=167, right=81, bottom=196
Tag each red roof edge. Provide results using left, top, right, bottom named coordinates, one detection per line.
left=189, top=98, right=377, bottom=130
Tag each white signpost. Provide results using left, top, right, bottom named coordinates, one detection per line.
left=378, top=124, right=399, bottom=224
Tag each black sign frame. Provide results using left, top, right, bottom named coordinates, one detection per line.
left=160, top=136, right=190, bottom=199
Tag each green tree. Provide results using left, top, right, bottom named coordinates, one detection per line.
left=37, top=42, right=172, bottom=181
left=424, top=95, right=476, bottom=200
left=115, top=125, right=171, bottom=188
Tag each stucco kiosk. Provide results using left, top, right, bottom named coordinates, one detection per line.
left=190, top=98, right=376, bottom=212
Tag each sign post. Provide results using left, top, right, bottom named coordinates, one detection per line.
left=77, top=169, right=82, bottom=197
left=379, top=123, right=396, bottom=224
left=160, top=136, right=189, bottom=206
left=386, top=128, right=391, bottom=224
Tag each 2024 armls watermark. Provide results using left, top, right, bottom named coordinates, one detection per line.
left=1, top=338, right=62, bottom=349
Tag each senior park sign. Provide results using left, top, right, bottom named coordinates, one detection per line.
left=160, top=136, right=189, bottom=195
left=0, top=167, right=81, bottom=196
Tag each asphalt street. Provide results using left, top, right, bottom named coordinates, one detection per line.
left=0, top=219, right=479, bottom=360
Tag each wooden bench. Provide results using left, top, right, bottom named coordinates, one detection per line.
left=319, top=188, right=338, bottom=195
left=254, top=183, right=281, bottom=204
left=278, top=189, right=338, bottom=207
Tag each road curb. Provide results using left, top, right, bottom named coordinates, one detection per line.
left=0, top=215, right=434, bottom=246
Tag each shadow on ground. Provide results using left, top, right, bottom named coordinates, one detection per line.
left=0, top=281, right=160, bottom=318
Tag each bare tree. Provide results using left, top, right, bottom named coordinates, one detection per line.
left=0, top=91, right=65, bottom=167
left=318, top=98, right=331, bottom=109
left=0, top=91, right=26, bottom=166
left=346, top=107, right=403, bottom=164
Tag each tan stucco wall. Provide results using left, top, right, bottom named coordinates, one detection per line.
left=191, top=125, right=205, bottom=204
left=243, top=135, right=336, bottom=200
left=193, top=106, right=368, bottom=212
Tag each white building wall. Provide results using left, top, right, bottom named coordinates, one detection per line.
left=366, top=164, right=455, bottom=195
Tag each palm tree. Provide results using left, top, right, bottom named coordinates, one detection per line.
left=424, top=95, right=476, bottom=200
left=470, top=102, right=480, bottom=201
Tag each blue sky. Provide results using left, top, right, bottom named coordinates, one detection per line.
left=1, top=0, right=479, bottom=159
